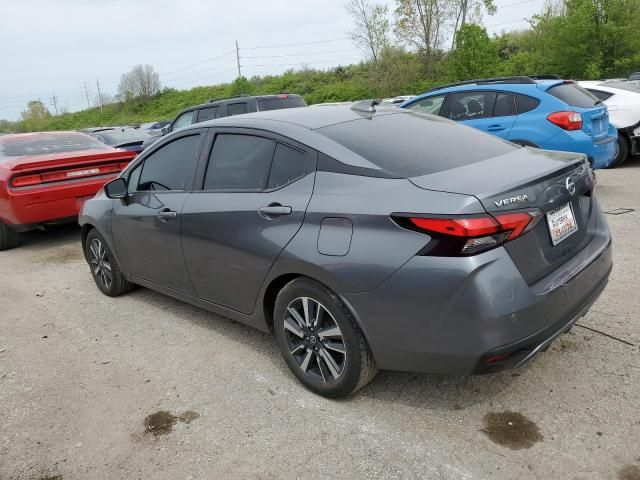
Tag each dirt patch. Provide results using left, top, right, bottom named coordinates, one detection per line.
left=619, top=464, right=640, bottom=480
left=482, top=411, right=543, bottom=450
left=42, top=245, right=84, bottom=264
left=144, top=410, right=200, bottom=436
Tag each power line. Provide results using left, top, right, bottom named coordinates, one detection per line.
left=167, top=67, right=238, bottom=88
left=485, top=17, right=529, bottom=27
left=242, top=37, right=350, bottom=50
left=161, top=60, right=236, bottom=83
left=159, top=49, right=236, bottom=76
left=244, top=58, right=362, bottom=68
left=242, top=48, right=358, bottom=59
left=494, top=0, right=538, bottom=8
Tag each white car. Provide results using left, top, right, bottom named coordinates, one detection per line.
left=579, top=80, right=640, bottom=166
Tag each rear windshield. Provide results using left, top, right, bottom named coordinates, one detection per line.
left=93, top=129, right=151, bottom=146
left=0, top=133, right=108, bottom=160
left=257, top=96, right=307, bottom=111
left=548, top=83, right=599, bottom=108
left=317, top=112, right=516, bottom=177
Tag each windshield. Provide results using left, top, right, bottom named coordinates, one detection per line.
left=0, top=133, right=109, bottom=160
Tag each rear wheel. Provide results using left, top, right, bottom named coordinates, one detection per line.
left=85, top=229, right=134, bottom=297
left=274, top=278, right=377, bottom=398
left=0, top=222, right=20, bottom=251
left=609, top=134, right=629, bottom=168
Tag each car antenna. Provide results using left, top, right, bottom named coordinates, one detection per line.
left=351, top=99, right=381, bottom=113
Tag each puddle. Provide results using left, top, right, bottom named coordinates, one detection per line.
left=144, top=410, right=200, bottom=436
left=619, top=465, right=640, bottom=480
left=482, top=411, right=543, bottom=450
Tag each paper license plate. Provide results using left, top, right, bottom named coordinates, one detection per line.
left=547, top=203, right=578, bottom=245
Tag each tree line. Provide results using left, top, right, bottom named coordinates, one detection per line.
left=2, top=0, right=638, bottom=133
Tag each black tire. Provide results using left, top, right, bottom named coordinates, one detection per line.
left=608, top=134, right=629, bottom=168
left=0, top=221, right=20, bottom=251
left=85, top=229, right=134, bottom=297
left=274, top=277, right=377, bottom=398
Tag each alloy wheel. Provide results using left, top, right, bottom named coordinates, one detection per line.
left=283, top=297, right=347, bottom=383
left=89, top=238, right=112, bottom=289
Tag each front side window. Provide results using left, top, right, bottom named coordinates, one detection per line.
left=405, top=96, right=445, bottom=115
left=136, top=135, right=200, bottom=191
left=227, top=103, right=248, bottom=116
left=172, top=111, right=195, bottom=131
left=447, top=92, right=497, bottom=121
left=204, top=134, right=275, bottom=190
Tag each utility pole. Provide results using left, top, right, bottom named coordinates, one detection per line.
left=235, top=40, right=242, bottom=78
left=83, top=82, right=91, bottom=109
left=49, top=94, right=59, bottom=115
left=96, top=79, right=104, bottom=114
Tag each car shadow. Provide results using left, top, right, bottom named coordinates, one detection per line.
left=126, top=286, right=521, bottom=411
left=17, top=223, right=81, bottom=250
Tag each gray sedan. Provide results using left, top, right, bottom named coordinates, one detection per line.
left=79, top=104, right=612, bottom=397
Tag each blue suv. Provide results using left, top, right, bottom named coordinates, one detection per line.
left=399, top=76, right=618, bottom=169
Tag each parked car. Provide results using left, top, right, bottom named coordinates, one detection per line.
left=90, top=127, right=154, bottom=154
left=142, top=94, right=308, bottom=151
left=578, top=80, right=640, bottom=166
left=0, top=131, right=136, bottom=250
left=400, top=76, right=618, bottom=169
left=80, top=103, right=612, bottom=397
left=139, top=121, right=171, bottom=136
left=380, top=95, right=415, bottom=106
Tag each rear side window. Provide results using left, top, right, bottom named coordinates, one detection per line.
left=493, top=93, right=514, bottom=116
left=405, top=96, right=445, bottom=115
left=227, top=103, right=248, bottom=116
left=447, top=92, right=496, bottom=120
left=197, top=106, right=219, bottom=122
left=137, top=135, right=200, bottom=191
left=204, top=134, right=275, bottom=190
left=317, top=112, right=516, bottom=177
left=548, top=83, right=599, bottom=108
left=267, top=143, right=307, bottom=189
left=258, top=95, right=307, bottom=111
left=514, top=94, right=540, bottom=114
left=586, top=89, right=614, bottom=101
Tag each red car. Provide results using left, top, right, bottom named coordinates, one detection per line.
left=0, top=131, right=136, bottom=250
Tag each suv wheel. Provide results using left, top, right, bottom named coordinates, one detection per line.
left=0, top=221, right=20, bottom=251
left=85, top=230, right=134, bottom=297
left=274, top=278, right=377, bottom=398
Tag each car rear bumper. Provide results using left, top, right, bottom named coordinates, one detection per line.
left=542, top=130, right=618, bottom=169
left=342, top=216, right=612, bottom=375
left=1, top=175, right=116, bottom=231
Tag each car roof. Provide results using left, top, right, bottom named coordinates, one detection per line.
left=178, top=94, right=304, bottom=114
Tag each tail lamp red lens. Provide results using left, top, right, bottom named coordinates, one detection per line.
left=404, top=210, right=542, bottom=256
left=11, top=162, right=129, bottom=188
left=547, top=111, right=583, bottom=131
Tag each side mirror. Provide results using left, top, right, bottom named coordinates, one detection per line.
left=105, top=178, right=128, bottom=199
left=161, top=126, right=169, bottom=135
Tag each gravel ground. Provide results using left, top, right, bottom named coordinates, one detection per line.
left=1, top=162, right=639, bottom=480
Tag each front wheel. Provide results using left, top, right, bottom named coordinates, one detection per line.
left=85, top=229, right=134, bottom=297
left=274, top=278, right=377, bottom=398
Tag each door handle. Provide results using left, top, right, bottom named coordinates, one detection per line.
left=487, top=124, right=505, bottom=132
left=258, top=203, right=292, bottom=218
left=157, top=208, right=178, bottom=221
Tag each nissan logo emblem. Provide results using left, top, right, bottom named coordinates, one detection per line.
left=565, top=177, right=576, bottom=195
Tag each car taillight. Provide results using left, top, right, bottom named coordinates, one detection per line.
left=547, top=111, right=583, bottom=131
left=10, top=162, right=128, bottom=188
left=397, top=210, right=542, bottom=256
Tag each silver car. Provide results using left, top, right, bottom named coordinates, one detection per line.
left=80, top=104, right=612, bottom=398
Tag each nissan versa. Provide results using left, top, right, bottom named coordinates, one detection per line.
left=79, top=104, right=613, bottom=398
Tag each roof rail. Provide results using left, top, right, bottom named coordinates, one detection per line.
left=528, top=74, right=562, bottom=80
left=350, top=99, right=381, bottom=113
left=208, top=94, right=251, bottom=103
left=426, top=76, right=537, bottom=92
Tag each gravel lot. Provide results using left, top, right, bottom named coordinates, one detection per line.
left=1, top=162, right=639, bottom=480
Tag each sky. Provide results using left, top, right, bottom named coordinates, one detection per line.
left=0, top=0, right=546, bottom=121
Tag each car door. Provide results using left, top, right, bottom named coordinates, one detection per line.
left=446, top=91, right=516, bottom=139
left=111, top=131, right=204, bottom=294
left=181, top=129, right=315, bottom=314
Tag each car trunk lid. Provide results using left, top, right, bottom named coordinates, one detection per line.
left=409, top=146, right=596, bottom=284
